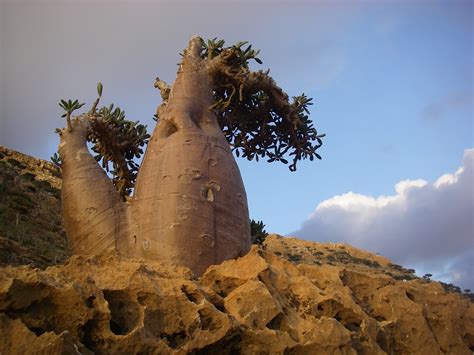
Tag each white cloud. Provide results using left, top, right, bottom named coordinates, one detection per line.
left=434, top=166, right=464, bottom=188
left=292, top=149, right=474, bottom=290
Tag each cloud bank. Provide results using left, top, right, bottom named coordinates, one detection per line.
left=292, top=149, right=474, bottom=290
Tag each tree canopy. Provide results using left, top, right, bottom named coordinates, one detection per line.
left=201, top=38, right=325, bottom=172
left=56, top=37, right=324, bottom=198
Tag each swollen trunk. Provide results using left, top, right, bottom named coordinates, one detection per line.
left=132, top=39, right=251, bottom=275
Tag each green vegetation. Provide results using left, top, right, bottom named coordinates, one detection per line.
left=58, top=83, right=150, bottom=198
left=287, top=253, right=303, bottom=263
left=200, top=38, right=324, bottom=171
left=50, top=152, right=62, bottom=167
left=250, top=219, right=268, bottom=246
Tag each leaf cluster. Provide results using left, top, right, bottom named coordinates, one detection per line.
left=202, top=38, right=324, bottom=171
left=200, top=38, right=262, bottom=66
left=88, top=103, right=150, bottom=197
left=50, top=152, right=62, bottom=167
left=58, top=83, right=150, bottom=198
left=59, top=99, right=85, bottom=117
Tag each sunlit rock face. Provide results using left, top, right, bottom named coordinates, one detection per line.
left=1, top=235, right=473, bottom=354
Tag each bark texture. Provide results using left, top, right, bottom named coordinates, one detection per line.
left=59, top=119, right=130, bottom=256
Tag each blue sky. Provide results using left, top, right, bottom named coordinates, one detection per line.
left=1, top=0, right=472, bottom=287
left=240, top=0, right=473, bottom=231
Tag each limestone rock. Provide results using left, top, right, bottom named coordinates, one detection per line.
left=1, top=238, right=473, bottom=354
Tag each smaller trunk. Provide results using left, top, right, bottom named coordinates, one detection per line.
left=59, top=119, right=129, bottom=256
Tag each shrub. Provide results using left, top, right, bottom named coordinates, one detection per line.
left=250, top=219, right=268, bottom=246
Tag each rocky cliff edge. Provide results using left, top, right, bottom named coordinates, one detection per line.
left=1, top=236, right=473, bottom=354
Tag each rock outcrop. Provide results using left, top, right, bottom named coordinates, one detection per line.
left=1, top=236, right=473, bottom=354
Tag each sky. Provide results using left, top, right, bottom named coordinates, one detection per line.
left=1, top=0, right=473, bottom=288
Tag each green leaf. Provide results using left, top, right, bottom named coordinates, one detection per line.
left=235, top=41, right=248, bottom=48
left=97, top=82, right=103, bottom=97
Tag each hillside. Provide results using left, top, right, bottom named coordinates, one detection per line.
left=0, top=146, right=473, bottom=354
left=0, top=146, right=69, bottom=267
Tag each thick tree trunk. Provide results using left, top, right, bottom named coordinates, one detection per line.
left=59, top=119, right=130, bottom=256
left=132, top=37, right=251, bottom=275
left=58, top=37, right=251, bottom=275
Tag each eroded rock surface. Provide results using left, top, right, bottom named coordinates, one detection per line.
left=1, top=236, right=473, bottom=354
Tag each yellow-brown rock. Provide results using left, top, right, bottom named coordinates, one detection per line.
left=1, top=235, right=473, bottom=354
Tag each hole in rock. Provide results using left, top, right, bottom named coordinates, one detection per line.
left=85, top=296, right=96, bottom=308
left=191, top=332, right=242, bottom=355
left=266, top=313, right=284, bottom=330
left=209, top=298, right=226, bottom=313
left=181, top=285, right=202, bottom=304
left=198, top=308, right=217, bottom=331
left=18, top=299, right=56, bottom=335
left=80, top=320, right=97, bottom=352
left=335, top=309, right=361, bottom=332
left=315, top=300, right=361, bottom=332
left=103, top=290, right=140, bottom=335
left=29, top=327, right=46, bottom=336
left=137, top=293, right=147, bottom=306
left=314, top=299, right=344, bottom=318
left=162, top=330, right=187, bottom=349
left=405, top=292, right=415, bottom=302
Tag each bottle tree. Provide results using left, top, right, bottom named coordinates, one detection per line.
left=55, top=36, right=324, bottom=276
